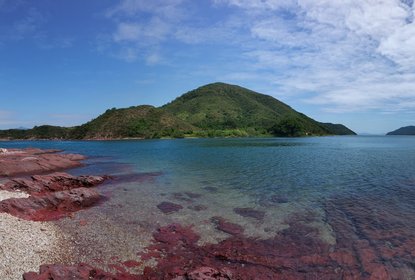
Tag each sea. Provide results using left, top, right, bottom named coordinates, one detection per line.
left=2, top=136, right=415, bottom=278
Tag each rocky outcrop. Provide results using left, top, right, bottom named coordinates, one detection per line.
left=0, top=149, right=108, bottom=221
left=1, top=172, right=107, bottom=195
left=0, top=187, right=102, bottom=221
left=0, top=148, right=85, bottom=177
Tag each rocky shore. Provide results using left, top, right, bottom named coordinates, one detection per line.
left=0, top=148, right=107, bottom=279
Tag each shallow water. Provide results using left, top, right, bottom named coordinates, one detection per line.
left=3, top=136, right=415, bottom=278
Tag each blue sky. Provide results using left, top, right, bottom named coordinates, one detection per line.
left=1, top=0, right=415, bottom=134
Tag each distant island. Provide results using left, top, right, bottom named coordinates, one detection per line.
left=386, top=126, right=415, bottom=135
left=0, top=83, right=356, bottom=140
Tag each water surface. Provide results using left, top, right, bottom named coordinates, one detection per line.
left=3, top=136, right=415, bottom=277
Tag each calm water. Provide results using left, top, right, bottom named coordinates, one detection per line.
left=2, top=136, right=415, bottom=277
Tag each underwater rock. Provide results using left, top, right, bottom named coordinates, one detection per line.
left=188, top=205, right=208, bottom=211
left=233, top=207, right=265, bottom=220
left=157, top=201, right=183, bottom=214
left=211, top=216, right=244, bottom=236
left=173, top=192, right=202, bottom=202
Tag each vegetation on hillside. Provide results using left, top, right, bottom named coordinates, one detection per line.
left=386, top=126, right=415, bottom=135
left=0, top=125, right=71, bottom=140
left=0, top=83, right=356, bottom=140
left=70, top=105, right=195, bottom=139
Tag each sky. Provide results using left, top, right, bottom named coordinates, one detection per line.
left=1, top=0, right=415, bottom=134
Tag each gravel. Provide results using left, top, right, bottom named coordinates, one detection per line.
left=0, top=190, right=69, bottom=280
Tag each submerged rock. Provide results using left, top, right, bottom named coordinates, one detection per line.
left=188, top=204, right=208, bottom=211
left=233, top=207, right=265, bottom=220
left=211, top=216, right=244, bottom=236
left=157, top=201, right=183, bottom=214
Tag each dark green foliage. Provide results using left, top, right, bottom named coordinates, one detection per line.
left=270, top=117, right=306, bottom=137
left=0, top=82, right=356, bottom=139
left=319, top=123, right=357, bottom=135
left=386, top=126, right=415, bottom=135
left=0, top=125, right=71, bottom=140
left=70, top=105, right=195, bottom=139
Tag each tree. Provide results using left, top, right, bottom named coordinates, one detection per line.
left=270, top=117, right=305, bottom=137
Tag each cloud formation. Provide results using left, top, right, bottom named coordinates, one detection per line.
left=102, top=0, right=415, bottom=114
left=216, top=0, right=415, bottom=112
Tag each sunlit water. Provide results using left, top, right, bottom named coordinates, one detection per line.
left=2, top=136, right=415, bottom=276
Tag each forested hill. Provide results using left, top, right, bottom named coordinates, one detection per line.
left=0, top=83, right=356, bottom=139
left=162, top=83, right=355, bottom=137
left=386, top=126, right=415, bottom=135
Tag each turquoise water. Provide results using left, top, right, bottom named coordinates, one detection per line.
left=2, top=136, right=415, bottom=276
left=3, top=136, right=414, bottom=204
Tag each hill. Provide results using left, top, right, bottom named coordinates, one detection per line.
left=386, top=126, right=415, bottom=135
left=0, top=83, right=355, bottom=139
left=0, top=125, right=71, bottom=140
left=163, top=83, right=355, bottom=137
left=70, top=105, right=195, bottom=139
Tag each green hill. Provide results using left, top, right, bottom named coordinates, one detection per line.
left=386, top=126, right=415, bottom=135
left=70, top=105, right=195, bottom=139
left=0, top=82, right=355, bottom=139
left=0, top=125, right=71, bottom=140
left=163, top=83, right=355, bottom=137
left=319, top=123, right=356, bottom=136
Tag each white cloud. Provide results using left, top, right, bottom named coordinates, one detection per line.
left=113, top=22, right=142, bottom=42
left=102, top=0, right=415, bottom=113
left=106, top=0, right=188, bottom=63
left=216, top=0, right=415, bottom=113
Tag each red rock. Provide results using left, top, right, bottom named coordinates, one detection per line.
left=186, top=267, right=231, bottom=280
left=1, top=172, right=107, bottom=195
left=122, top=260, right=141, bottom=268
left=211, top=216, right=244, bottom=236
left=0, top=148, right=86, bottom=177
left=233, top=207, right=265, bottom=220
left=157, top=201, right=183, bottom=214
left=140, top=221, right=340, bottom=279
left=0, top=187, right=103, bottom=221
left=23, top=263, right=139, bottom=280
